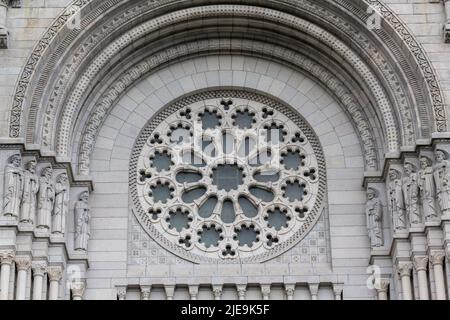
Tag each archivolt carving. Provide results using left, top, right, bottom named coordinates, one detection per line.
left=55, top=5, right=398, bottom=159
left=7, top=0, right=445, bottom=153
left=76, top=40, right=379, bottom=176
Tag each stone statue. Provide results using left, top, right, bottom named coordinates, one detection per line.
left=402, top=162, right=421, bottom=225
left=52, top=173, right=69, bottom=235
left=3, top=154, right=23, bottom=218
left=388, top=169, right=406, bottom=231
left=418, top=156, right=438, bottom=221
left=366, top=187, right=383, bottom=247
left=74, top=191, right=90, bottom=251
left=434, top=149, right=450, bottom=216
left=20, top=160, right=39, bottom=224
left=37, top=167, right=55, bottom=230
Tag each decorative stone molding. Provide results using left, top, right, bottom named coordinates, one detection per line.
left=308, top=283, right=319, bottom=300
left=164, top=285, right=175, bottom=300
left=413, top=256, right=429, bottom=272
left=14, top=256, right=30, bottom=271
left=430, top=250, right=446, bottom=266
left=285, top=284, right=295, bottom=300
left=261, top=285, right=271, bottom=300
left=188, top=285, right=199, bottom=300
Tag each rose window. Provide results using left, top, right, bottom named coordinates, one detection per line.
left=131, top=90, right=325, bottom=263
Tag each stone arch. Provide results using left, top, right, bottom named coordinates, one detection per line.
left=6, top=0, right=447, bottom=178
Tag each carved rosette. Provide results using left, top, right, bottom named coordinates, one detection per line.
left=261, top=285, right=271, bottom=300
left=188, top=285, right=199, bottom=300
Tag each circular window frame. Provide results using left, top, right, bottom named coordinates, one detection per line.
left=130, top=88, right=327, bottom=264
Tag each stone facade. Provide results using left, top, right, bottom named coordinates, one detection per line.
left=0, top=0, right=449, bottom=300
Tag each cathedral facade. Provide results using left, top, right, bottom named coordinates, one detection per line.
left=0, top=0, right=450, bottom=300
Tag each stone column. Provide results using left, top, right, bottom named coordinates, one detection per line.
left=375, top=278, right=390, bottom=300
left=71, top=281, right=85, bottom=300
left=397, top=262, right=413, bottom=300
left=430, top=250, right=447, bottom=300
left=31, top=261, right=47, bottom=300
left=117, top=286, right=126, bottom=300
left=47, top=266, right=63, bottom=300
left=308, top=283, right=319, bottom=300
left=212, top=285, right=222, bottom=300
left=140, top=286, right=151, bottom=300
left=413, top=256, right=430, bottom=300
left=332, top=283, right=343, bottom=300
left=14, top=257, right=30, bottom=300
left=284, top=284, right=295, bottom=300
left=164, top=285, right=175, bottom=300
left=0, top=250, right=14, bottom=300
left=236, top=284, right=246, bottom=300
left=261, top=284, right=271, bottom=300
left=188, top=285, right=198, bottom=300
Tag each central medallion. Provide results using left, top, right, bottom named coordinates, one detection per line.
left=130, top=90, right=325, bottom=263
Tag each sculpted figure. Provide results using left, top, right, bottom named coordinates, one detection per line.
left=37, top=167, right=55, bottom=230
left=74, top=191, right=90, bottom=251
left=418, top=156, right=438, bottom=221
left=434, top=149, right=450, bottom=216
left=402, top=162, right=421, bottom=225
left=3, top=154, right=23, bottom=218
left=52, top=173, right=69, bottom=235
left=366, top=188, right=383, bottom=247
left=388, top=169, right=406, bottom=231
left=20, top=160, right=39, bottom=224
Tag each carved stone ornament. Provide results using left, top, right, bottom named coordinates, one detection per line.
left=366, top=187, right=383, bottom=247
left=31, top=261, right=47, bottom=276
left=117, top=286, right=126, bottom=300
left=3, top=154, right=23, bottom=218
left=434, top=149, right=450, bottom=215
left=388, top=169, right=407, bottom=231
left=52, top=173, right=69, bottom=235
left=402, top=162, right=421, bottom=225
left=130, top=90, right=326, bottom=263
left=71, top=281, right=85, bottom=299
left=430, top=250, right=446, bottom=266
left=74, top=191, right=90, bottom=251
left=47, top=266, right=63, bottom=282
left=413, top=256, right=429, bottom=272
left=374, top=278, right=390, bottom=293
left=36, top=167, right=54, bottom=230
left=15, top=256, right=31, bottom=271
left=418, top=156, right=438, bottom=221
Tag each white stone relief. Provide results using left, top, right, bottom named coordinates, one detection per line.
left=402, top=162, right=421, bottom=225
left=418, top=156, right=438, bottom=221
left=433, top=149, right=450, bottom=216
left=36, top=167, right=54, bottom=230
left=52, top=173, right=69, bottom=235
left=366, top=187, right=383, bottom=247
left=2, top=154, right=22, bottom=218
left=388, top=169, right=407, bottom=231
left=74, top=191, right=90, bottom=251
left=20, top=160, right=39, bottom=224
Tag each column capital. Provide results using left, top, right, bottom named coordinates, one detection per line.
left=332, top=283, right=344, bottom=297
left=15, top=256, right=31, bottom=271
left=397, top=262, right=413, bottom=277
left=374, top=278, right=390, bottom=293
left=284, top=284, right=296, bottom=298
left=212, top=285, right=223, bottom=300
left=164, top=285, right=175, bottom=300
left=413, top=256, right=429, bottom=272
left=446, top=246, right=450, bottom=261
left=31, top=261, right=48, bottom=276
left=0, top=250, right=15, bottom=265
left=188, top=285, right=199, bottom=299
left=140, top=286, right=151, bottom=300
left=236, top=284, right=247, bottom=299
left=117, top=286, right=126, bottom=300
left=430, top=250, right=446, bottom=266
left=260, top=284, right=271, bottom=299
left=71, top=281, right=85, bottom=299
left=47, top=266, right=63, bottom=282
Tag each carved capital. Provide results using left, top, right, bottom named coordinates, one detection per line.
left=430, top=250, right=446, bottom=266
left=140, top=286, right=151, bottom=300
left=71, top=281, right=85, bottom=299
left=236, top=284, right=246, bottom=299
left=446, top=246, right=450, bottom=262
left=31, top=261, right=48, bottom=276
left=117, top=286, right=126, bottom=300
left=308, top=283, right=319, bottom=295
left=332, top=283, right=344, bottom=297
left=374, top=278, right=390, bottom=293
left=413, top=256, right=429, bottom=272
left=47, top=266, right=63, bottom=282
left=261, top=284, right=271, bottom=299
left=188, top=285, right=199, bottom=299
left=0, top=250, right=15, bottom=265
left=285, top=284, right=296, bottom=298
left=212, top=285, right=222, bottom=300
left=15, top=256, right=31, bottom=271
left=397, top=262, right=413, bottom=277
left=164, top=285, right=175, bottom=300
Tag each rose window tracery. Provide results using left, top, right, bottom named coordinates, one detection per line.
left=130, top=90, right=326, bottom=263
